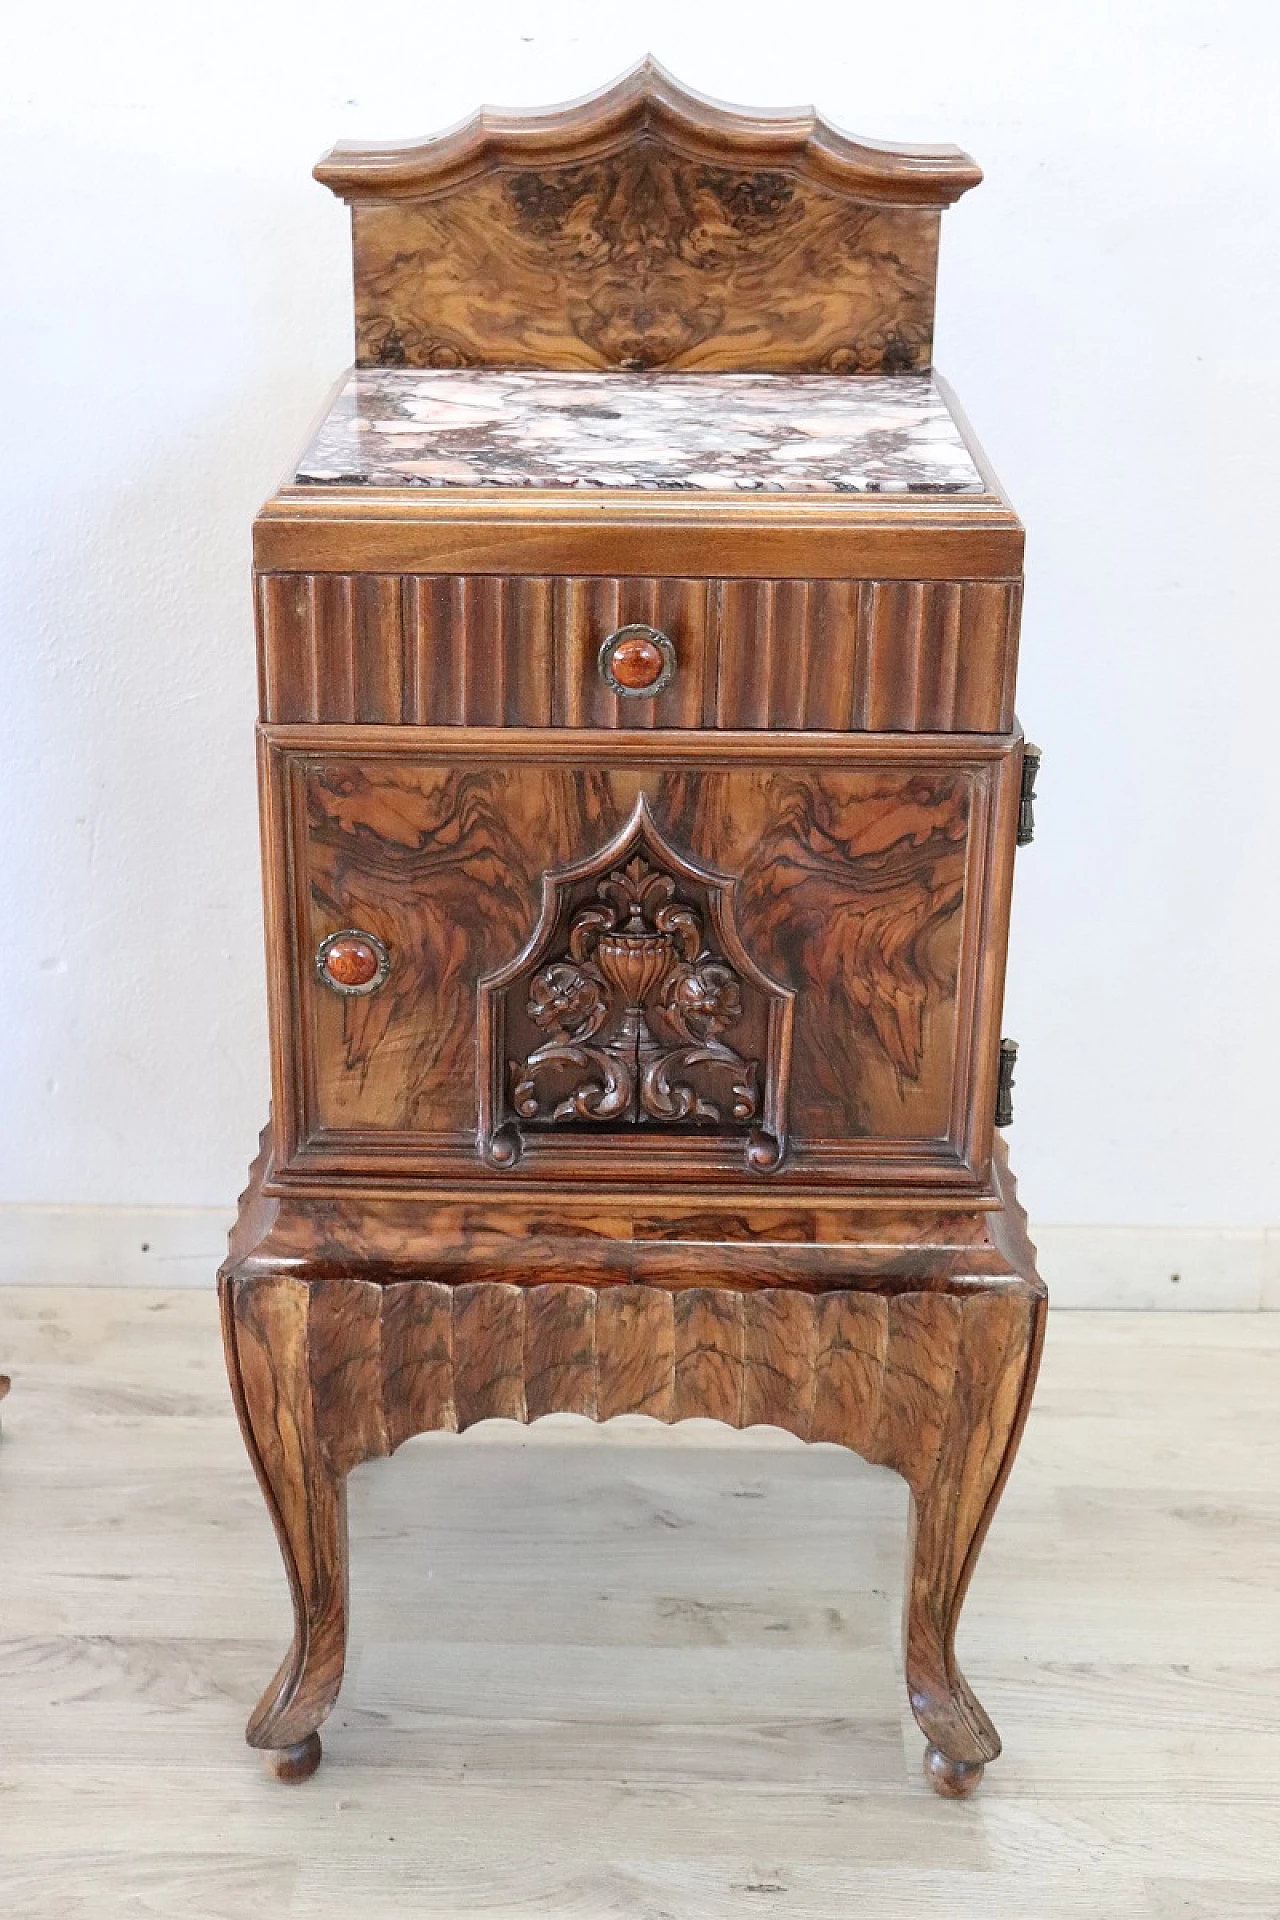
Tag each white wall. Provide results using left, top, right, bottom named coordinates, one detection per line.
left=2, top=2, right=1278, bottom=1249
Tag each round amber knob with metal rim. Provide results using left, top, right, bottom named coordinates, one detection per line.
left=316, top=930, right=390, bottom=995
left=598, top=624, right=676, bottom=698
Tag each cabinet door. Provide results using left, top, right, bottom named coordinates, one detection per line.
left=263, top=727, right=1020, bottom=1193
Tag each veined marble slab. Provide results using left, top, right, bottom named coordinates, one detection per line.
left=294, top=368, right=985, bottom=495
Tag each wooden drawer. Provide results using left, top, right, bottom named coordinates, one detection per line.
left=262, top=725, right=1022, bottom=1194
left=257, top=571, right=1021, bottom=733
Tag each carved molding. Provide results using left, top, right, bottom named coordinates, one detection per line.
left=478, top=797, right=793, bottom=1172
left=314, top=59, right=982, bottom=205
left=511, top=853, right=759, bottom=1129
left=222, top=1258, right=1045, bottom=1779
left=312, top=63, right=981, bottom=374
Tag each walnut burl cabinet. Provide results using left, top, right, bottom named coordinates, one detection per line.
left=220, top=61, right=1045, bottom=1798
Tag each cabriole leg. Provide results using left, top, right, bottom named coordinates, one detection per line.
left=898, top=1282, right=1045, bottom=1797
left=220, top=1273, right=350, bottom=1782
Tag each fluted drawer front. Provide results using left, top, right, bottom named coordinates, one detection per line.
left=716, top=579, right=1019, bottom=731
left=258, top=572, right=1020, bottom=731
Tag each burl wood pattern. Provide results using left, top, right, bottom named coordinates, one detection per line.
left=314, top=63, right=981, bottom=375
left=221, top=1261, right=1043, bottom=1784
left=345, top=160, right=942, bottom=375
left=257, top=573, right=1021, bottom=733
left=225, top=1116, right=1038, bottom=1286
left=269, top=734, right=1017, bottom=1184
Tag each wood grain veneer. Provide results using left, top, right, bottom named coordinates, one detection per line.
left=253, top=488, right=1023, bottom=581
left=257, top=573, right=1021, bottom=732
left=261, top=728, right=1020, bottom=1188
left=222, top=1129, right=1043, bottom=1783
left=313, top=60, right=980, bottom=375
left=224, top=67, right=1043, bottom=1802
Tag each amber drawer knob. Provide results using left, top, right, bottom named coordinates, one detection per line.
left=598, top=624, right=676, bottom=698
left=316, top=929, right=390, bottom=995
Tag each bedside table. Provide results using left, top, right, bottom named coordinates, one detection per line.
left=220, top=60, right=1045, bottom=1798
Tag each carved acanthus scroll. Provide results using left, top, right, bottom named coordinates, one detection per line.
left=512, top=854, right=758, bottom=1129
left=478, top=799, right=793, bottom=1172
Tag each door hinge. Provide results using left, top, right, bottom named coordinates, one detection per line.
left=1017, top=745, right=1041, bottom=846
left=995, top=1038, right=1018, bottom=1128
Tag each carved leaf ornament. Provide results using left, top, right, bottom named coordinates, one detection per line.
left=478, top=798, right=793, bottom=1171
left=513, top=852, right=758, bottom=1128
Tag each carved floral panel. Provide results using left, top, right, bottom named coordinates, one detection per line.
left=478, top=799, right=793, bottom=1173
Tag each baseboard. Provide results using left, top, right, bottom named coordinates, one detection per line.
left=0, top=1207, right=234, bottom=1287
left=1032, top=1224, right=1280, bottom=1309
left=0, top=1207, right=1275, bottom=1306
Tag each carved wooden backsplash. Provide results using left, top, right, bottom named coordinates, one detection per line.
left=315, top=62, right=981, bottom=374
left=345, top=158, right=943, bottom=374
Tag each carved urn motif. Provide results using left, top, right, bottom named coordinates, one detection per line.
left=477, top=798, right=793, bottom=1170
left=512, top=854, right=757, bottom=1128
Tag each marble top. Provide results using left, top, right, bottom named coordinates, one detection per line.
left=294, top=368, right=984, bottom=495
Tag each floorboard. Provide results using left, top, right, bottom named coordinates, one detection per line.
left=0, top=1290, right=1275, bottom=1917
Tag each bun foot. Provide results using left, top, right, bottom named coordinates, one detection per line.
left=924, top=1745, right=984, bottom=1798
left=265, top=1733, right=322, bottom=1783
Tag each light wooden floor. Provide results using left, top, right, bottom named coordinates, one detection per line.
left=0, top=1290, right=1277, bottom=1919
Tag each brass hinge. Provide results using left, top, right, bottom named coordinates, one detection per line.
left=995, top=1038, right=1018, bottom=1128
left=1017, top=745, right=1041, bottom=847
